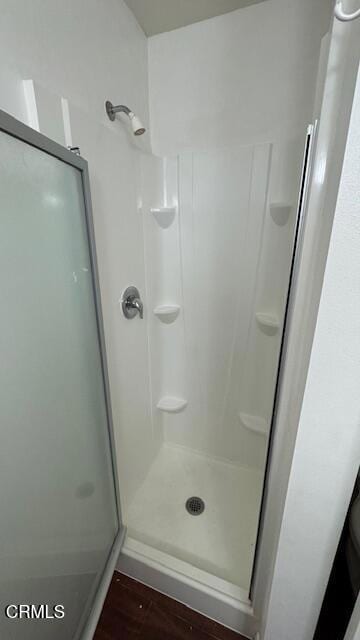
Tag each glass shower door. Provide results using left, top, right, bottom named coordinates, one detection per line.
left=0, top=113, right=121, bottom=640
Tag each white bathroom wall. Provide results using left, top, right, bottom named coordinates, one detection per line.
left=148, top=0, right=332, bottom=160
left=0, top=0, right=149, bottom=135
left=0, top=0, right=156, bottom=517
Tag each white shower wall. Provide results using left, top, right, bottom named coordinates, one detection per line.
left=140, top=141, right=298, bottom=470
left=140, top=0, right=333, bottom=473
left=148, top=0, right=333, bottom=158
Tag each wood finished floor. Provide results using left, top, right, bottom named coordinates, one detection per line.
left=94, top=572, right=247, bottom=640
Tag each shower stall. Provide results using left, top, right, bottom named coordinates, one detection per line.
left=0, top=0, right=340, bottom=638
left=111, top=2, right=334, bottom=633
left=118, top=130, right=315, bottom=614
left=123, top=144, right=294, bottom=587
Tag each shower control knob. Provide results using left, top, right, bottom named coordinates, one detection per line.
left=122, top=286, right=144, bottom=319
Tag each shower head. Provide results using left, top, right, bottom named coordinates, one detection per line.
left=105, top=101, right=146, bottom=136
left=129, top=112, right=146, bottom=136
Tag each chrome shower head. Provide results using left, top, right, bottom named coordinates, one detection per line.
left=105, top=101, right=146, bottom=136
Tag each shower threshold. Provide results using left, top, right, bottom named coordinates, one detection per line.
left=118, top=534, right=256, bottom=635
left=121, top=536, right=250, bottom=605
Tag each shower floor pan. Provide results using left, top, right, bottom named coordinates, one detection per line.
left=125, top=443, right=263, bottom=592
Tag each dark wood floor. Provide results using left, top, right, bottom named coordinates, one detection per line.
left=94, top=572, right=247, bottom=640
left=314, top=519, right=356, bottom=640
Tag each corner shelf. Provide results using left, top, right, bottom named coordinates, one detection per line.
left=270, top=202, right=292, bottom=226
left=238, top=412, right=267, bottom=436
left=151, top=207, right=176, bottom=229
left=154, top=305, right=180, bottom=324
left=157, top=396, right=188, bottom=414
left=255, top=312, right=280, bottom=336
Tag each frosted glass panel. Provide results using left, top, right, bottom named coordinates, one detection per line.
left=0, top=131, right=118, bottom=639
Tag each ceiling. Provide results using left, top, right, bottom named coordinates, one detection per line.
left=124, top=0, right=267, bottom=36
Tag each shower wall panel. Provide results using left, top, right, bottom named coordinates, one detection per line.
left=141, top=143, right=295, bottom=470
left=178, top=145, right=269, bottom=468
left=140, top=154, right=187, bottom=449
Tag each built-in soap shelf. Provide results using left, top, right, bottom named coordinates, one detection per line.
left=157, top=396, right=188, bottom=414
left=238, top=412, right=267, bottom=436
left=255, top=311, right=280, bottom=336
left=270, top=202, right=292, bottom=226
left=154, top=305, right=180, bottom=324
left=151, top=206, right=176, bottom=229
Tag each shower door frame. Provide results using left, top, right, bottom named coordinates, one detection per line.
left=249, top=122, right=317, bottom=596
left=251, top=13, right=360, bottom=640
left=0, top=108, right=125, bottom=640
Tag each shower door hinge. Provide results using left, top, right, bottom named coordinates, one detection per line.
left=67, top=146, right=81, bottom=156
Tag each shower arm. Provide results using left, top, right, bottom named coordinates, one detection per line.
left=105, top=102, right=133, bottom=121
left=108, top=104, right=132, bottom=117
left=105, top=100, right=146, bottom=135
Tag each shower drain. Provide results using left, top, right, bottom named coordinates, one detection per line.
left=185, top=496, right=205, bottom=516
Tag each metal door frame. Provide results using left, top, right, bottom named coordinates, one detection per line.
left=0, top=108, right=124, bottom=640
left=249, top=122, right=317, bottom=599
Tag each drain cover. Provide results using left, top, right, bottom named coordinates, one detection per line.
left=185, top=496, right=205, bottom=516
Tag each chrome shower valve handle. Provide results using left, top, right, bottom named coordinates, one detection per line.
left=122, top=286, right=144, bottom=319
